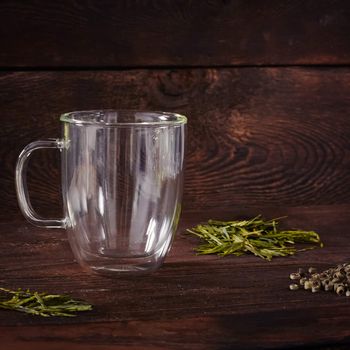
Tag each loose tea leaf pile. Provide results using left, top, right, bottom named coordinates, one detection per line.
left=187, top=216, right=323, bottom=260
left=289, top=264, right=350, bottom=296
left=0, top=287, right=93, bottom=317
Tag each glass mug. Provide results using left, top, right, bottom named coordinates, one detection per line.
left=16, top=110, right=187, bottom=275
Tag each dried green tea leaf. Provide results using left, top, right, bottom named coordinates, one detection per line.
left=0, top=287, right=93, bottom=317
left=187, top=216, right=323, bottom=260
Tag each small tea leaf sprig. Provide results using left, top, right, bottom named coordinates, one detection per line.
left=0, top=287, right=93, bottom=317
left=187, top=216, right=323, bottom=261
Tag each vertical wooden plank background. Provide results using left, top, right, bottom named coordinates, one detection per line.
left=0, top=0, right=350, bottom=219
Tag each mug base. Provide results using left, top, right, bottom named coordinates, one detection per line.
left=76, top=251, right=166, bottom=276
left=90, top=263, right=158, bottom=276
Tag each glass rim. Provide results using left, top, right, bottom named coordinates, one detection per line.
left=60, top=110, right=187, bottom=126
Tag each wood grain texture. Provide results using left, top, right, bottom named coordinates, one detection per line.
left=1, top=206, right=350, bottom=349
left=1, top=68, right=350, bottom=221
left=1, top=0, right=350, bottom=67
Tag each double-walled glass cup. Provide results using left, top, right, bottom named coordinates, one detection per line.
left=16, top=110, right=187, bottom=275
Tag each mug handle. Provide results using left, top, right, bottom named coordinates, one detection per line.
left=15, top=138, right=66, bottom=228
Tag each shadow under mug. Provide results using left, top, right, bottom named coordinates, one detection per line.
left=15, top=110, right=187, bottom=275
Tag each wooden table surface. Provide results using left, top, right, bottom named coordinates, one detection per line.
left=1, top=205, right=350, bottom=350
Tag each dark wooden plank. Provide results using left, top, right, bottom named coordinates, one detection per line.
left=1, top=0, right=350, bottom=67
left=1, top=313, right=350, bottom=350
left=1, top=68, right=350, bottom=221
left=1, top=206, right=350, bottom=349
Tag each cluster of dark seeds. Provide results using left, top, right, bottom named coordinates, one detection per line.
left=289, top=264, right=350, bottom=296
